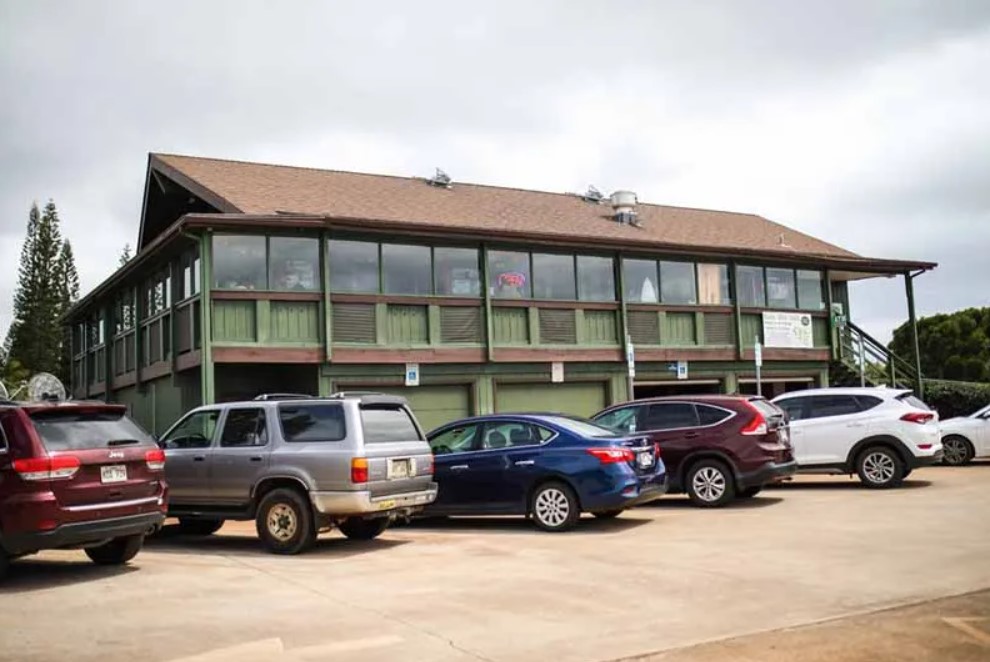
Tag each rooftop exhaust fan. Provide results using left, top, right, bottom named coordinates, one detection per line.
left=610, top=190, right=640, bottom=226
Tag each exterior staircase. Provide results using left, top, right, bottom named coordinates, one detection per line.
left=830, top=321, right=920, bottom=391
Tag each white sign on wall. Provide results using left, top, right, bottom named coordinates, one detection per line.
left=404, top=363, right=420, bottom=387
left=551, top=362, right=564, bottom=383
left=676, top=360, right=688, bottom=380
left=762, top=312, right=814, bottom=349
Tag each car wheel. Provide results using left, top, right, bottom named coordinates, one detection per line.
left=338, top=517, right=389, bottom=541
left=85, top=534, right=144, bottom=565
left=255, top=488, right=317, bottom=554
left=856, top=446, right=905, bottom=489
left=592, top=509, right=624, bottom=519
left=738, top=486, right=762, bottom=499
left=177, top=518, right=225, bottom=536
left=0, top=553, right=9, bottom=580
left=942, top=436, right=974, bottom=466
left=530, top=482, right=580, bottom=532
left=685, top=460, right=736, bottom=507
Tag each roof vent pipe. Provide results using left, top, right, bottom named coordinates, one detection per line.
left=610, top=190, right=639, bottom=225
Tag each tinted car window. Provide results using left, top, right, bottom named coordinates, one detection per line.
left=361, top=406, right=421, bottom=443
left=429, top=424, right=482, bottom=455
left=806, top=395, right=861, bottom=419
left=163, top=410, right=220, bottom=449
left=855, top=395, right=883, bottom=411
left=483, top=422, right=549, bottom=449
left=0, top=420, right=8, bottom=451
left=30, top=410, right=155, bottom=451
left=220, top=408, right=268, bottom=447
left=593, top=406, right=641, bottom=433
left=644, top=403, right=699, bottom=430
left=697, top=405, right=732, bottom=426
left=776, top=399, right=805, bottom=421
left=279, top=404, right=346, bottom=442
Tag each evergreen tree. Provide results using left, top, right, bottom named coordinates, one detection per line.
left=119, top=243, right=132, bottom=266
left=5, top=200, right=77, bottom=382
left=56, top=240, right=81, bottom=382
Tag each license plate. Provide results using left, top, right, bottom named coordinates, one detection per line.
left=377, top=499, right=396, bottom=511
left=778, top=429, right=790, bottom=445
left=388, top=459, right=413, bottom=479
left=637, top=452, right=654, bottom=468
left=101, top=465, right=127, bottom=483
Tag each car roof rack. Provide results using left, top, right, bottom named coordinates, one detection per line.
left=253, top=393, right=315, bottom=401
left=327, top=392, right=410, bottom=407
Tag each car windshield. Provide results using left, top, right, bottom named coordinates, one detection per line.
left=29, top=409, right=155, bottom=451
left=541, top=416, right=621, bottom=438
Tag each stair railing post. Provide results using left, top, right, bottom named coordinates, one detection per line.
left=858, top=330, right=866, bottom=387
left=888, top=355, right=895, bottom=388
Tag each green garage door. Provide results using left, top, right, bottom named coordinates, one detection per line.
left=376, top=385, right=472, bottom=433
left=497, top=382, right=607, bottom=418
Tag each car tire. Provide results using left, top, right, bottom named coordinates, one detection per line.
left=0, top=553, right=9, bottom=580
left=255, top=488, right=317, bottom=555
left=856, top=446, right=905, bottom=489
left=685, top=460, right=736, bottom=508
left=530, top=482, right=580, bottom=532
left=85, top=534, right=144, bottom=565
left=338, top=517, right=389, bottom=541
left=592, top=509, right=624, bottom=519
left=942, top=436, right=975, bottom=466
left=177, top=518, right=225, bottom=536
left=738, top=486, right=762, bottom=499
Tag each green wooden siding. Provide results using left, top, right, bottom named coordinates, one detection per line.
left=212, top=301, right=256, bottom=342
left=662, top=312, right=696, bottom=345
left=493, top=308, right=530, bottom=344
left=375, top=385, right=472, bottom=431
left=386, top=304, right=429, bottom=344
left=741, top=313, right=763, bottom=348
left=812, top=316, right=829, bottom=347
left=270, top=301, right=320, bottom=344
left=496, top=382, right=607, bottom=417
left=582, top=310, right=618, bottom=344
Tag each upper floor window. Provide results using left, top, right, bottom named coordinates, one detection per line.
left=434, top=247, right=480, bottom=296
left=213, top=235, right=266, bottom=290
left=383, top=243, right=432, bottom=295
left=659, top=261, right=697, bottom=305
left=532, top=253, right=576, bottom=300
left=577, top=256, right=615, bottom=302
left=269, top=237, right=319, bottom=292
left=736, top=265, right=766, bottom=308
left=623, top=259, right=659, bottom=303
left=797, top=270, right=825, bottom=310
left=766, top=268, right=797, bottom=309
left=697, top=264, right=731, bottom=305
left=329, top=239, right=379, bottom=293
left=489, top=250, right=531, bottom=299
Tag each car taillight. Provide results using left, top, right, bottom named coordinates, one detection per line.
left=586, top=448, right=635, bottom=464
left=901, top=412, right=935, bottom=424
left=145, top=449, right=166, bottom=471
left=351, top=458, right=369, bottom=483
left=13, top=455, right=81, bottom=481
left=741, top=403, right=768, bottom=436
left=654, top=442, right=661, bottom=458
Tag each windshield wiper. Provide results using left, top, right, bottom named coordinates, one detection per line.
left=107, top=438, right=141, bottom=446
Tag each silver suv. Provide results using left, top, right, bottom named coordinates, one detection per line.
left=158, top=393, right=437, bottom=554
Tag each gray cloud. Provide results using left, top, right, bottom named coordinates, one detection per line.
left=2, top=0, right=989, bottom=343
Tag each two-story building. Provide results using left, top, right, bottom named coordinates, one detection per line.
left=65, top=154, right=935, bottom=433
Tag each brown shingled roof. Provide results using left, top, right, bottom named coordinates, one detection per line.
left=152, top=153, right=860, bottom=260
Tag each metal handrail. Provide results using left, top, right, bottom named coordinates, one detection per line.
left=838, top=321, right=919, bottom=389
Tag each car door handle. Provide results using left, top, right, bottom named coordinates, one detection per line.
left=192, top=456, right=206, bottom=462
left=685, top=432, right=701, bottom=439
left=249, top=456, right=263, bottom=462
left=450, top=464, right=469, bottom=471
left=847, top=423, right=865, bottom=428
left=514, top=460, right=535, bottom=466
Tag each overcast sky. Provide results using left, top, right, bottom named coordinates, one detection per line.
left=2, top=1, right=989, bottom=344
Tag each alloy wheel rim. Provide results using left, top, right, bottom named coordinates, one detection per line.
left=693, top=467, right=726, bottom=502
left=943, top=439, right=967, bottom=465
left=534, top=488, right=570, bottom=527
left=267, top=504, right=297, bottom=541
left=863, top=452, right=895, bottom=483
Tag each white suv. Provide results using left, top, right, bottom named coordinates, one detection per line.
left=771, top=387, right=942, bottom=488
left=939, top=403, right=990, bottom=466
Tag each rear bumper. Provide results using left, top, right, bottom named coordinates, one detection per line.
left=1, top=511, right=165, bottom=557
left=310, top=484, right=438, bottom=516
left=584, top=473, right=668, bottom=512
left=908, top=451, right=943, bottom=469
left=737, top=460, right=799, bottom=490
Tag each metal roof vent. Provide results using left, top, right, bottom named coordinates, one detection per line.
left=582, top=185, right=604, bottom=203
left=426, top=167, right=452, bottom=188
left=610, top=190, right=640, bottom=226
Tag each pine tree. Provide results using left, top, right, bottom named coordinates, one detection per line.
left=5, top=200, right=74, bottom=381
left=56, top=240, right=81, bottom=382
left=119, top=243, right=132, bottom=266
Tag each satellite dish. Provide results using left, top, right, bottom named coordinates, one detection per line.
left=27, top=372, right=67, bottom=403
left=0, top=382, right=9, bottom=400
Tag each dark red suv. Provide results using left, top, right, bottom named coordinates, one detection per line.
left=592, top=395, right=795, bottom=507
left=0, top=401, right=167, bottom=578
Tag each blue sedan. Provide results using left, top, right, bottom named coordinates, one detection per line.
left=425, top=414, right=668, bottom=531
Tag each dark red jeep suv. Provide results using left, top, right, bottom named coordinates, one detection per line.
left=0, top=400, right=167, bottom=578
left=593, top=395, right=795, bottom=507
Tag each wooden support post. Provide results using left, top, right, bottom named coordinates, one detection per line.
left=199, top=234, right=215, bottom=404
left=905, top=271, right=924, bottom=399
left=481, top=244, right=494, bottom=361
left=729, top=262, right=744, bottom=360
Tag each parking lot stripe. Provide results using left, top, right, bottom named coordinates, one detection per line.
left=942, top=618, right=990, bottom=647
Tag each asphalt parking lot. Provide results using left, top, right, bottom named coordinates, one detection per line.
left=3, top=465, right=989, bottom=662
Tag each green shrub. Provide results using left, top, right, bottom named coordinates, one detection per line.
left=923, top=380, right=990, bottom=419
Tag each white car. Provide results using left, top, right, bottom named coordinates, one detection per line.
left=771, top=387, right=942, bottom=488
left=939, top=404, right=990, bottom=466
